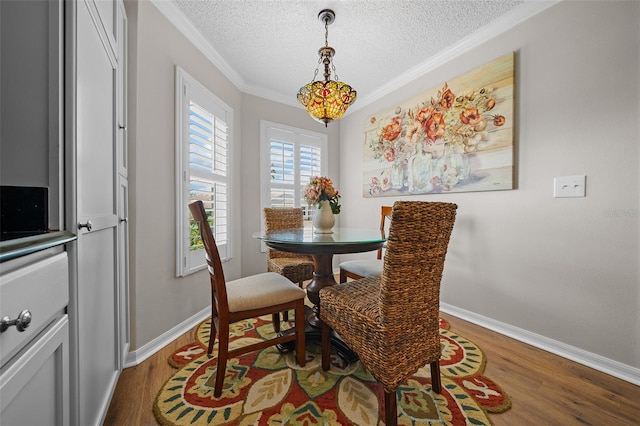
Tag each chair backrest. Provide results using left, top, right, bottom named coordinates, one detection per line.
left=377, top=205, right=393, bottom=260
left=263, top=207, right=309, bottom=260
left=380, top=201, right=457, bottom=330
left=263, top=207, right=304, bottom=230
left=189, top=200, right=229, bottom=315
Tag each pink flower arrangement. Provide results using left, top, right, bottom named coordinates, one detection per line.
left=304, top=176, right=341, bottom=214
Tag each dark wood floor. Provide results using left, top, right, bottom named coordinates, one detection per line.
left=104, top=312, right=640, bottom=425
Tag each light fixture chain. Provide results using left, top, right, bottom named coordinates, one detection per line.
left=324, top=19, right=329, bottom=47
left=308, top=56, right=321, bottom=83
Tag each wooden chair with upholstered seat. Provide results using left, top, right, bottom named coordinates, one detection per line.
left=319, top=201, right=457, bottom=426
left=338, top=205, right=392, bottom=283
left=189, top=200, right=306, bottom=397
left=263, top=207, right=314, bottom=321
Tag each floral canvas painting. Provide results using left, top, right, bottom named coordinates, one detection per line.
left=364, top=53, right=514, bottom=197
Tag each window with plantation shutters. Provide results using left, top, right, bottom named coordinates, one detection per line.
left=176, top=67, right=233, bottom=276
left=260, top=121, right=327, bottom=224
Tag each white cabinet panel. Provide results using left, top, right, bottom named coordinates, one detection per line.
left=116, top=2, right=128, bottom=177
left=71, top=1, right=126, bottom=424
left=0, top=253, right=69, bottom=365
left=117, top=175, right=130, bottom=364
left=76, top=229, right=118, bottom=426
left=90, top=0, right=117, bottom=60
left=0, top=316, right=69, bottom=426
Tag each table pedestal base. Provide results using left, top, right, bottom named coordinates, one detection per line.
left=261, top=238, right=384, bottom=365
left=276, top=306, right=358, bottom=364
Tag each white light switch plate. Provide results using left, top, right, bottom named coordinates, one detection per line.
left=554, top=175, right=586, bottom=198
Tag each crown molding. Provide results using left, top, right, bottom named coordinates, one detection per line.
left=243, top=82, right=301, bottom=109
left=150, top=0, right=246, bottom=90
left=150, top=0, right=559, bottom=114
left=348, top=0, right=559, bottom=115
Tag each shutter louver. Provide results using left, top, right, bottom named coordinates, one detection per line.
left=188, top=101, right=228, bottom=253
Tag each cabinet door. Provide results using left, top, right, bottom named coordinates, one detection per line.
left=115, top=1, right=128, bottom=177
left=117, top=174, right=130, bottom=364
left=74, top=1, right=119, bottom=425
left=90, top=0, right=117, bottom=58
left=0, top=316, right=69, bottom=426
left=116, top=0, right=129, bottom=364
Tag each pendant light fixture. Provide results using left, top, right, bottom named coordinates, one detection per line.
left=297, top=9, right=357, bottom=126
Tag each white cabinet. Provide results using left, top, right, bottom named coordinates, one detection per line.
left=0, top=317, right=69, bottom=426
left=116, top=1, right=130, bottom=365
left=0, top=0, right=71, bottom=424
left=1, top=0, right=128, bottom=424
left=116, top=1, right=128, bottom=178
left=117, top=175, right=130, bottom=364
left=68, top=1, right=128, bottom=425
left=0, top=253, right=70, bottom=426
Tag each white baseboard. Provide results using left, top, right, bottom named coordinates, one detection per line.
left=123, top=302, right=640, bottom=387
left=123, top=306, right=210, bottom=368
left=440, top=303, right=640, bottom=387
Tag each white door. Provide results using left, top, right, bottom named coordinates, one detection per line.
left=116, top=1, right=130, bottom=363
left=74, top=1, right=120, bottom=424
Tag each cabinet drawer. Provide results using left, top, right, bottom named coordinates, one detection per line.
left=0, top=253, right=68, bottom=365
left=0, top=315, right=69, bottom=425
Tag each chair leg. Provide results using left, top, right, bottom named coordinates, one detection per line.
left=430, top=361, right=442, bottom=394
left=294, top=300, right=306, bottom=367
left=208, top=309, right=218, bottom=355
left=284, top=281, right=304, bottom=323
left=384, top=390, right=398, bottom=426
left=339, top=269, right=347, bottom=283
left=272, top=313, right=281, bottom=333
left=214, top=327, right=229, bottom=397
left=208, top=324, right=216, bottom=354
left=321, top=320, right=331, bottom=371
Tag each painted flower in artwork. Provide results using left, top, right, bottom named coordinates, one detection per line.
left=382, top=116, right=403, bottom=141
left=424, top=112, right=446, bottom=142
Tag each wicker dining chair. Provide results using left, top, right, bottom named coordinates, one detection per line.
left=338, top=205, right=392, bottom=283
left=189, top=201, right=306, bottom=397
left=263, top=207, right=314, bottom=286
left=263, top=207, right=314, bottom=321
left=319, top=201, right=458, bottom=426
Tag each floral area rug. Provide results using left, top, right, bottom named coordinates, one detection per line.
left=154, top=315, right=511, bottom=425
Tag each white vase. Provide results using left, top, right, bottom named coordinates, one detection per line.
left=312, top=200, right=335, bottom=234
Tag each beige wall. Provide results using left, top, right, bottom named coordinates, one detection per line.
left=125, top=0, right=639, bottom=378
left=126, top=0, right=245, bottom=349
left=338, top=1, right=639, bottom=370
left=125, top=1, right=339, bottom=351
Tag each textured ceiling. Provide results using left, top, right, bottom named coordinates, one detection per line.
left=163, top=0, right=550, bottom=111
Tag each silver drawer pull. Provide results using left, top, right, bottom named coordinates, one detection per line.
left=1, top=310, right=32, bottom=333
left=78, top=220, right=93, bottom=231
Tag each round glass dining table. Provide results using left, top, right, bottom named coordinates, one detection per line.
left=253, top=227, right=385, bottom=362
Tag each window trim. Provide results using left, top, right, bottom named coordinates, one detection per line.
left=259, top=120, right=328, bottom=248
left=175, top=66, right=233, bottom=277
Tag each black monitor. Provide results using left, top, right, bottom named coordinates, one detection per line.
left=0, top=186, right=48, bottom=241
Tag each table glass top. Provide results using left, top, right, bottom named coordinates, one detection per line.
left=253, top=227, right=385, bottom=245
